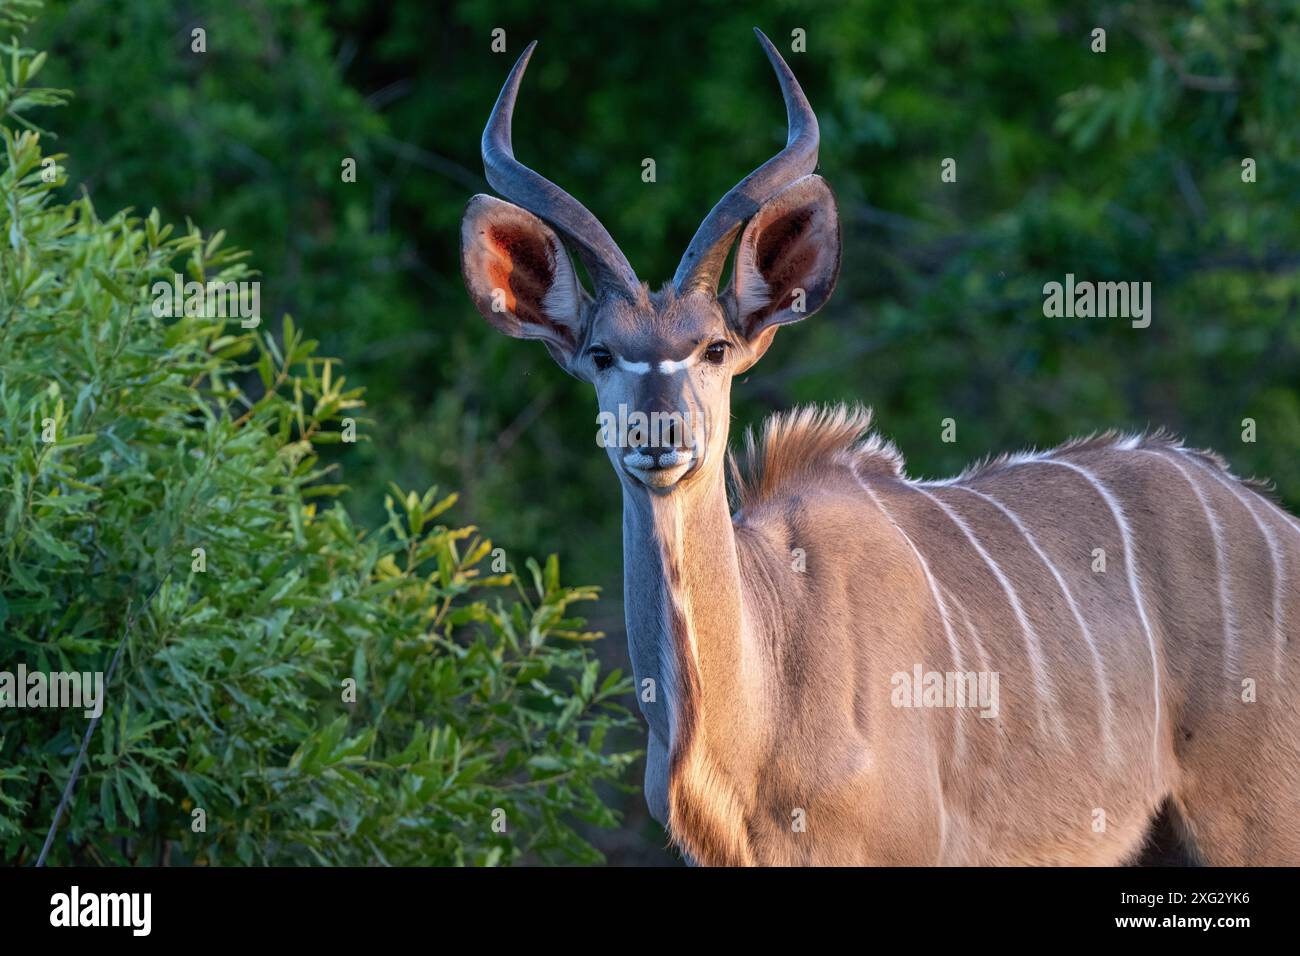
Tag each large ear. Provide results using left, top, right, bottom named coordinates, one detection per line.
left=461, top=194, right=584, bottom=362
left=726, top=174, right=840, bottom=349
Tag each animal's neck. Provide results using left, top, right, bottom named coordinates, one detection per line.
left=620, top=453, right=758, bottom=764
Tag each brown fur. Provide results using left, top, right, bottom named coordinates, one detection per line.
left=729, top=404, right=903, bottom=507
left=661, top=403, right=1300, bottom=865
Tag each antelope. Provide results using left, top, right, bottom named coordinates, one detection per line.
left=459, top=30, right=1300, bottom=865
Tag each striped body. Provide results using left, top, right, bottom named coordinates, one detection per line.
left=647, top=408, right=1300, bottom=865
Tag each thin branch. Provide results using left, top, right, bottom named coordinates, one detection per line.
left=35, top=572, right=171, bottom=867
left=489, top=384, right=557, bottom=463
left=366, top=78, right=414, bottom=111
left=1130, top=22, right=1238, bottom=93
left=373, top=135, right=486, bottom=192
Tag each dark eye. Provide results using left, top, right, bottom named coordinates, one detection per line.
left=703, top=342, right=728, bottom=365
left=589, top=347, right=613, bottom=371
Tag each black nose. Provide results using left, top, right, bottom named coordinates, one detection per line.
left=631, top=413, right=692, bottom=451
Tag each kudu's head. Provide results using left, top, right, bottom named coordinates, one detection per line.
left=461, top=29, right=841, bottom=493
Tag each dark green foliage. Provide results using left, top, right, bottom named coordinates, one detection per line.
left=0, top=9, right=637, bottom=865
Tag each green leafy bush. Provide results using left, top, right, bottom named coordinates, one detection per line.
left=0, top=9, right=636, bottom=866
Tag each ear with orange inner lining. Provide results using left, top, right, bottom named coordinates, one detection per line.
left=460, top=194, right=584, bottom=362
left=724, top=174, right=840, bottom=372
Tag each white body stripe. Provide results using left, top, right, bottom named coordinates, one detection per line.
left=1178, top=451, right=1287, bottom=679
left=1029, top=458, right=1164, bottom=774
left=942, top=585, right=1003, bottom=765
left=944, top=585, right=991, bottom=677
left=931, top=757, right=950, bottom=865
left=911, top=486, right=1058, bottom=740
left=853, top=473, right=968, bottom=760
left=946, top=484, right=1115, bottom=758
left=1141, top=450, right=1240, bottom=679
